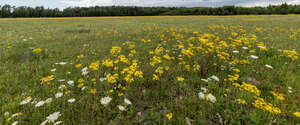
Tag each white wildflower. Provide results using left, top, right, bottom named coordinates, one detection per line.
left=55, top=62, right=67, bottom=65
left=40, top=120, right=48, bottom=125
left=201, top=87, right=208, bottom=93
left=118, top=105, right=126, bottom=111
left=242, top=47, right=248, bottom=50
left=288, top=86, right=293, bottom=93
left=100, top=96, right=112, bottom=106
left=68, top=98, right=76, bottom=103
left=54, top=121, right=62, bottom=125
left=201, top=78, right=209, bottom=82
left=12, top=121, right=18, bottom=125
left=99, top=77, right=107, bottom=82
left=4, top=112, right=9, bottom=117
left=67, top=81, right=74, bottom=85
left=58, top=85, right=66, bottom=89
left=20, top=96, right=32, bottom=105
left=35, top=101, right=45, bottom=107
left=258, top=46, right=266, bottom=49
left=81, top=67, right=88, bottom=76
left=11, top=113, right=19, bottom=117
left=55, top=92, right=63, bottom=98
left=265, top=64, right=273, bottom=69
left=207, top=93, right=216, bottom=103
left=124, top=98, right=132, bottom=105
left=250, top=55, right=259, bottom=59
left=232, top=50, right=239, bottom=53
left=58, top=79, right=65, bottom=82
left=81, top=86, right=86, bottom=91
left=51, top=68, right=56, bottom=72
left=45, top=98, right=53, bottom=103
left=210, top=75, right=220, bottom=82
left=198, top=92, right=205, bottom=100
left=47, top=112, right=61, bottom=122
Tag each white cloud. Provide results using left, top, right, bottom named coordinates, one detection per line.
left=61, top=0, right=300, bottom=7
left=237, top=0, right=300, bottom=7
left=61, top=0, right=206, bottom=7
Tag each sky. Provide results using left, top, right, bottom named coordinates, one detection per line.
left=0, top=0, right=300, bottom=9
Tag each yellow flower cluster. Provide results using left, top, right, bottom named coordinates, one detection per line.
left=252, top=97, right=281, bottom=114
left=240, top=82, right=261, bottom=96
left=282, top=50, right=298, bottom=60
left=270, top=91, right=285, bottom=101
left=89, top=61, right=100, bottom=70
left=32, top=48, right=42, bottom=53
left=40, top=75, right=54, bottom=84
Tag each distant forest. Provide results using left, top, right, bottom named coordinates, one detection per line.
left=1, top=3, right=300, bottom=17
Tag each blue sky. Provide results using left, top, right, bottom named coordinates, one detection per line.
left=0, top=0, right=300, bottom=9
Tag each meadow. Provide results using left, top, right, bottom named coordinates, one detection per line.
left=1, top=15, right=300, bottom=124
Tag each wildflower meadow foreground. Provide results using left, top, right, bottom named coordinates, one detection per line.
left=1, top=16, right=300, bottom=124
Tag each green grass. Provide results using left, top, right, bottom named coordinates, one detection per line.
left=1, top=16, right=300, bottom=124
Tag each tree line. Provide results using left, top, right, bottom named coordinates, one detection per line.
left=0, top=3, right=300, bottom=17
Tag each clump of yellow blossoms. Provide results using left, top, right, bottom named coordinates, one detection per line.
left=176, top=77, right=184, bottom=82
left=282, top=50, right=298, bottom=60
left=237, top=99, right=247, bottom=105
left=110, top=46, right=122, bottom=56
left=77, top=54, right=84, bottom=59
left=166, top=113, right=173, bottom=120
left=89, top=61, right=100, bottom=70
left=75, top=64, right=82, bottom=68
left=240, top=82, right=261, bottom=96
left=252, top=97, right=281, bottom=114
left=270, top=91, right=285, bottom=101
left=40, top=75, right=54, bottom=84
left=32, top=48, right=42, bottom=53
left=294, top=112, right=300, bottom=118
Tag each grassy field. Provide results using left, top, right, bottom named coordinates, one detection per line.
left=1, top=16, right=300, bottom=124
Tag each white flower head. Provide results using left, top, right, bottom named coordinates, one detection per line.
left=210, top=75, right=220, bottom=82
left=20, top=96, right=32, bottom=105
left=232, top=50, right=239, bottom=53
left=68, top=98, right=76, bottom=103
left=250, top=55, right=259, bottom=59
left=242, top=47, right=248, bottom=50
left=81, top=86, right=86, bottom=91
left=201, top=78, right=209, bottom=82
left=35, top=101, right=45, bottom=107
left=40, top=120, right=48, bottom=125
left=58, top=85, right=66, bottom=89
left=81, top=67, right=88, bottom=76
left=45, top=98, right=53, bottom=103
left=58, top=79, right=65, bottom=82
left=100, top=96, right=112, bottom=106
left=4, top=112, right=9, bottom=117
left=55, top=62, right=67, bottom=65
left=124, top=98, right=132, bottom=105
left=258, top=46, right=266, bottom=49
left=67, top=81, right=74, bottom=85
left=47, top=112, right=61, bottom=122
left=55, top=92, right=63, bottom=98
left=201, top=87, right=208, bottom=93
left=51, top=68, right=56, bottom=72
left=265, top=64, right=273, bottom=69
left=99, top=77, right=107, bottom=82
left=54, top=121, right=62, bottom=125
left=207, top=93, right=216, bottom=103
left=12, top=121, right=18, bottom=125
left=117, top=105, right=126, bottom=111
left=198, top=92, right=205, bottom=100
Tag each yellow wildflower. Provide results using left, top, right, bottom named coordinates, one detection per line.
left=32, top=48, right=42, bottom=53
left=75, top=64, right=82, bottom=68
left=166, top=113, right=173, bottom=120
